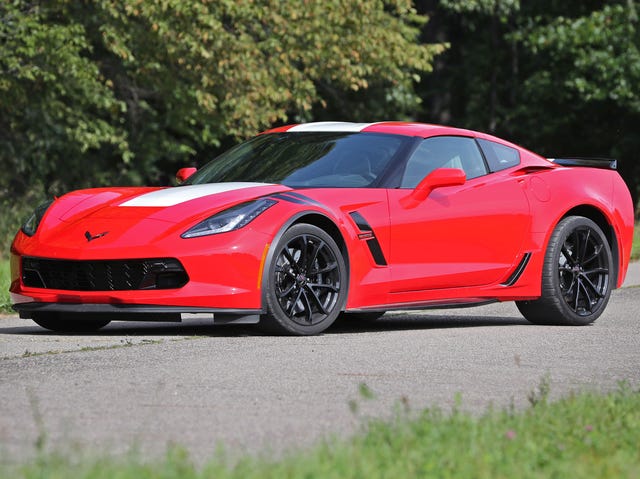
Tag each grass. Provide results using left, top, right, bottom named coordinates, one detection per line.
left=0, top=258, right=11, bottom=313
left=2, top=384, right=639, bottom=478
left=632, top=223, right=640, bottom=261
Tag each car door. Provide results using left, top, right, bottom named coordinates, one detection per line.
left=387, top=136, right=531, bottom=293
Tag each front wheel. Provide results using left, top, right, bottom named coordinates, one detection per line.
left=31, top=313, right=111, bottom=332
left=261, top=224, right=347, bottom=335
left=516, top=216, right=613, bottom=325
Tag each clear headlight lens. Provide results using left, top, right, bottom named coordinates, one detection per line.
left=181, top=199, right=277, bottom=238
left=22, top=199, right=54, bottom=237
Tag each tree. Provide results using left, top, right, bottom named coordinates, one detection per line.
left=417, top=0, right=640, bottom=212
left=0, top=0, right=446, bottom=252
left=515, top=1, right=640, bottom=210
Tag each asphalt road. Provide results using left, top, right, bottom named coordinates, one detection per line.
left=1, top=286, right=639, bottom=466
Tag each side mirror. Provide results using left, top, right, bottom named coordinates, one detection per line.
left=176, top=167, right=197, bottom=183
left=401, top=168, right=466, bottom=208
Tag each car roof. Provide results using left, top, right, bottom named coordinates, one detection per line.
left=265, top=121, right=511, bottom=142
left=263, top=121, right=553, bottom=168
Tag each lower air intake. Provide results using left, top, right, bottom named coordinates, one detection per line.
left=21, top=257, right=189, bottom=291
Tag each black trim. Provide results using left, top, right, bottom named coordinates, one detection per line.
left=348, top=211, right=372, bottom=231
left=366, top=239, right=388, bottom=266
left=270, top=192, right=324, bottom=207
left=502, top=253, right=531, bottom=286
left=14, top=302, right=262, bottom=322
left=549, top=158, right=617, bottom=170
left=348, top=211, right=388, bottom=266
left=352, top=298, right=498, bottom=312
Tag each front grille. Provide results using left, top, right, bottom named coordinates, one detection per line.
left=22, top=257, right=189, bottom=291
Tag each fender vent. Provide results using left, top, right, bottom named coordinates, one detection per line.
left=349, top=212, right=387, bottom=266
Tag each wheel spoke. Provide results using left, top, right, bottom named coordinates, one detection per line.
left=564, top=278, right=577, bottom=303
left=578, top=228, right=591, bottom=264
left=304, top=284, right=328, bottom=315
left=275, top=265, right=296, bottom=280
left=583, top=244, right=603, bottom=265
left=299, top=288, right=314, bottom=323
left=287, top=287, right=304, bottom=317
left=577, top=279, right=594, bottom=312
left=306, top=240, right=324, bottom=273
left=307, top=282, right=339, bottom=290
left=573, top=279, right=582, bottom=311
left=583, top=267, right=608, bottom=276
left=561, top=244, right=576, bottom=267
left=276, top=281, right=296, bottom=298
left=311, top=261, right=338, bottom=275
left=298, top=235, right=309, bottom=271
left=580, top=274, right=605, bottom=299
left=282, top=248, right=298, bottom=272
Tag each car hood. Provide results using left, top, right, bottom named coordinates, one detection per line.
left=54, top=182, right=290, bottom=221
left=33, top=182, right=292, bottom=251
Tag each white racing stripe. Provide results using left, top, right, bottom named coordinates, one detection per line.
left=288, top=122, right=378, bottom=132
left=120, top=182, right=273, bottom=207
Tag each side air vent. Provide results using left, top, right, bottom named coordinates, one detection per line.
left=502, top=253, right=531, bottom=286
left=348, top=212, right=388, bottom=266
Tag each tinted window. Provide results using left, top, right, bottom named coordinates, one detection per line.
left=400, top=136, right=488, bottom=188
left=477, top=139, right=520, bottom=172
left=185, top=132, right=410, bottom=188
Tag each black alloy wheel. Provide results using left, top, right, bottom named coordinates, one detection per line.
left=262, top=224, right=347, bottom=335
left=517, top=216, right=613, bottom=325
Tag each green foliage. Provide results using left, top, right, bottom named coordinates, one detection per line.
left=0, top=2, right=129, bottom=193
left=3, top=386, right=640, bottom=478
left=419, top=0, right=640, bottom=210
left=0, top=1, right=445, bottom=249
left=0, top=258, right=11, bottom=313
left=440, top=0, right=520, bottom=16
left=518, top=3, right=640, bottom=111
left=0, top=0, right=444, bottom=199
left=632, top=223, right=640, bottom=261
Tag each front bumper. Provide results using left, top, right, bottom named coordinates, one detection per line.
left=10, top=226, right=273, bottom=312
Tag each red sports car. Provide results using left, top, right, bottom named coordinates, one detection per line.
left=9, top=122, right=635, bottom=335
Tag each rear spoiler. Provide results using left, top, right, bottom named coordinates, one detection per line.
left=548, top=157, right=617, bottom=170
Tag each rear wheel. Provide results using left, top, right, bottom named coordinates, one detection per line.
left=516, top=216, right=612, bottom=325
left=261, top=224, right=347, bottom=335
left=31, top=313, right=111, bottom=332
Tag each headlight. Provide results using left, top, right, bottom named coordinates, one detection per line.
left=21, top=199, right=54, bottom=237
left=181, top=199, right=277, bottom=238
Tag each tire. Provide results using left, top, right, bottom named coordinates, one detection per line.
left=31, top=313, right=111, bottom=332
left=338, top=311, right=386, bottom=322
left=260, top=224, right=347, bottom=335
left=516, top=216, right=613, bottom=326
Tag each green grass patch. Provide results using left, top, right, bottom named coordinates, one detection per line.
left=3, top=385, right=639, bottom=478
left=632, top=223, right=640, bottom=261
left=0, top=258, right=11, bottom=314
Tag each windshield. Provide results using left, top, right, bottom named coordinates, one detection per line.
left=185, top=132, right=410, bottom=188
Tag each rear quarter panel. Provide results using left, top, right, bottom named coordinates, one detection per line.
left=524, top=166, right=634, bottom=288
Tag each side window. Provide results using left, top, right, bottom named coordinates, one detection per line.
left=400, top=136, right=488, bottom=188
left=477, top=139, right=520, bottom=172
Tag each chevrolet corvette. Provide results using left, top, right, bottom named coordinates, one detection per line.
left=9, top=122, right=635, bottom=335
